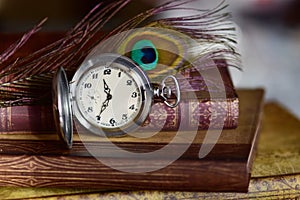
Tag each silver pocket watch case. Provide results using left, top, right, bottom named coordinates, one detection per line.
left=52, top=67, right=73, bottom=149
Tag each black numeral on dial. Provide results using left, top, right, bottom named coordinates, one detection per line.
left=122, top=114, right=128, bottom=120
left=84, top=83, right=92, bottom=88
left=127, top=80, right=132, bottom=86
left=104, top=69, right=111, bottom=75
left=131, top=92, right=138, bottom=98
left=92, top=73, right=98, bottom=79
left=87, top=107, right=93, bottom=113
left=96, top=115, right=101, bottom=121
left=110, top=118, right=116, bottom=126
left=129, top=105, right=135, bottom=110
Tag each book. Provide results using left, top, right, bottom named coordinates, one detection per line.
left=0, top=64, right=239, bottom=132
left=0, top=89, right=238, bottom=133
left=0, top=89, right=263, bottom=192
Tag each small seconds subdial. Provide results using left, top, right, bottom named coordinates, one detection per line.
left=76, top=63, right=142, bottom=130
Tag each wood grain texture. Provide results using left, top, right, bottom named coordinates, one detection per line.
left=0, top=89, right=264, bottom=192
left=0, top=155, right=249, bottom=190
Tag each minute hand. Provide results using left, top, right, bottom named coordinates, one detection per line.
left=98, top=79, right=112, bottom=117
left=99, top=99, right=109, bottom=116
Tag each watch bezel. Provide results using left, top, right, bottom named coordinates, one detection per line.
left=52, top=67, right=73, bottom=148
left=70, top=53, right=153, bottom=137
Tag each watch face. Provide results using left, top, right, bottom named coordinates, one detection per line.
left=77, top=63, right=142, bottom=129
left=71, top=54, right=153, bottom=136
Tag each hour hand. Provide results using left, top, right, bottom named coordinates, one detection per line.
left=103, top=79, right=111, bottom=95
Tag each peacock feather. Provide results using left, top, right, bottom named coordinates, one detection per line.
left=0, top=0, right=241, bottom=107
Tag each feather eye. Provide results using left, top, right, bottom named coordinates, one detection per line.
left=117, top=28, right=187, bottom=73
left=130, top=39, right=158, bottom=71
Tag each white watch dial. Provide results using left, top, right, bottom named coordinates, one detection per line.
left=75, top=63, right=142, bottom=130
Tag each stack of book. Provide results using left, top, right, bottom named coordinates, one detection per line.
left=0, top=33, right=263, bottom=192
left=2, top=100, right=299, bottom=200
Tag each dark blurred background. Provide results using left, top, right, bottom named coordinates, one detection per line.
left=0, top=0, right=155, bottom=32
left=0, top=0, right=300, bottom=118
left=0, top=0, right=96, bottom=32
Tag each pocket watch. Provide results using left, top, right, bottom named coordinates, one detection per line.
left=52, top=53, right=180, bottom=148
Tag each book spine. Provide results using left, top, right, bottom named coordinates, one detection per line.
left=0, top=105, right=55, bottom=133
left=0, top=97, right=238, bottom=133
left=142, top=97, right=238, bottom=131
